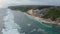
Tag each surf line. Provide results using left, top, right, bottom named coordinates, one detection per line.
left=2, top=9, right=22, bottom=34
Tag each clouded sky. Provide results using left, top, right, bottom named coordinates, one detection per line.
left=0, top=0, right=60, bottom=8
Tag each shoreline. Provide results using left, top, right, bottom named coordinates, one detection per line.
left=26, top=12, right=60, bottom=26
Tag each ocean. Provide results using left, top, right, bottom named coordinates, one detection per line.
left=2, top=9, right=60, bottom=34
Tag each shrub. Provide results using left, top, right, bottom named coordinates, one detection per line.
left=43, top=7, right=60, bottom=21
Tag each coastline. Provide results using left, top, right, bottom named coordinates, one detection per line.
left=26, top=11, right=60, bottom=26
left=24, top=12, right=52, bottom=28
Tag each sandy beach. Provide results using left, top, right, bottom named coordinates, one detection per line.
left=27, top=10, right=60, bottom=26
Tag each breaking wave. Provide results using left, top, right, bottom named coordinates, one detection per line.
left=2, top=9, right=25, bottom=34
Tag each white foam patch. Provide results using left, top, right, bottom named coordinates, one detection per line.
left=2, top=9, right=25, bottom=34
left=2, top=29, right=20, bottom=34
left=37, top=28, right=45, bottom=32
left=27, top=24, right=31, bottom=26
left=30, top=29, right=36, bottom=32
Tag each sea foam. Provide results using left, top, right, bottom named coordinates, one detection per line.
left=2, top=9, right=25, bottom=34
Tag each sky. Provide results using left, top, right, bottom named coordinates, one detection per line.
left=0, top=0, right=60, bottom=8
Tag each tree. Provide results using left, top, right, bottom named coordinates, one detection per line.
left=43, top=7, right=60, bottom=21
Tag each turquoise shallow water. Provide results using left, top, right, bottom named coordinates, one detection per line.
left=13, top=11, right=60, bottom=34
left=2, top=9, right=60, bottom=34
left=24, top=12, right=60, bottom=34
left=24, top=13, right=53, bottom=34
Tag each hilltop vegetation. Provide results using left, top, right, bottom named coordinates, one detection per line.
left=8, top=5, right=53, bottom=12
left=8, top=5, right=60, bottom=21
left=43, top=7, right=60, bottom=21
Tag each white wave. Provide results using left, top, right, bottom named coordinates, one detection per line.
left=2, top=9, right=25, bottom=34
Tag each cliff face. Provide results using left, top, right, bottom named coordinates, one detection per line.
left=27, top=8, right=47, bottom=17
left=27, top=9, right=33, bottom=15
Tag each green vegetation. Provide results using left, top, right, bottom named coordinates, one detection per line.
left=8, top=5, right=60, bottom=21
left=43, top=7, right=60, bottom=21
left=8, top=5, right=52, bottom=12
